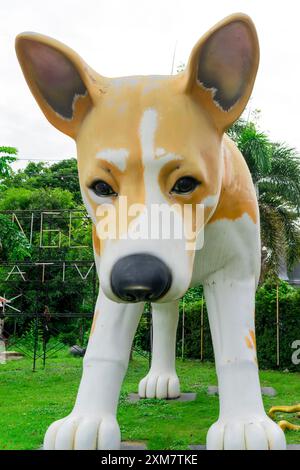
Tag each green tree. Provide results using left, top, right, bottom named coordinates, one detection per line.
left=0, top=147, right=17, bottom=178
left=46, top=159, right=81, bottom=202
left=2, top=158, right=82, bottom=203
left=0, top=214, right=31, bottom=262
left=0, top=187, right=76, bottom=211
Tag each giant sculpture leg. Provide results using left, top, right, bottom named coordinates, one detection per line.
left=204, top=271, right=286, bottom=450
left=138, top=301, right=180, bottom=399
left=44, top=289, right=143, bottom=450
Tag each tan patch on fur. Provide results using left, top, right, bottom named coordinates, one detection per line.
left=154, top=90, right=222, bottom=242
left=245, top=336, right=254, bottom=349
left=55, top=93, right=93, bottom=138
left=209, top=135, right=258, bottom=224
left=245, top=329, right=256, bottom=351
left=249, top=329, right=256, bottom=349
left=77, top=79, right=160, bottom=239
left=92, top=225, right=101, bottom=256
left=91, top=308, right=99, bottom=335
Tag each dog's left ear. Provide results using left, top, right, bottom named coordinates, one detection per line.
left=184, top=13, right=259, bottom=132
left=15, top=33, right=102, bottom=139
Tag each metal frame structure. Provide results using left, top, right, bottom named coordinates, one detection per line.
left=0, top=209, right=95, bottom=370
left=0, top=208, right=152, bottom=370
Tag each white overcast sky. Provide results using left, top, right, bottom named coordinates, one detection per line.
left=1, top=0, right=300, bottom=167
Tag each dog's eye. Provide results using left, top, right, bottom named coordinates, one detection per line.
left=171, top=176, right=200, bottom=194
left=90, top=180, right=117, bottom=197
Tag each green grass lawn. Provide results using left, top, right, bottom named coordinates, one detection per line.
left=0, top=350, right=299, bottom=450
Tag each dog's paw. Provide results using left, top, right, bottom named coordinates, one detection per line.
left=43, top=414, right=120, bottom=450
left=206, top=415, right=286, bottom=450
left=138, top=371, right=180, bottom=399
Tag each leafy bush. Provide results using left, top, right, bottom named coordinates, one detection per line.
left=0, top=214, right=31, bottom=262
left=58, top=330, right=80, bottom=346
left=255, top=281, right=300, bottom=370
left=176, top=298, right=214, bottom=361
left=18, top=319, right=44, bottom=353
left=135, top=281, right=300, bottom=371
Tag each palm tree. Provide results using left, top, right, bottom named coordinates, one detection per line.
left=228, top=119, right=300, bottom=280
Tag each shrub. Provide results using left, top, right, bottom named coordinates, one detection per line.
left=134, top=282, right=300, bottom=371
left=255, top=281, right=300, bottom=370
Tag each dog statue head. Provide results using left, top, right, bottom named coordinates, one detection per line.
left=16, top=13, right=259, bottom=303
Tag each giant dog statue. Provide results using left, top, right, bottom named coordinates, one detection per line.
left=16, top=13, right=286, bottom=450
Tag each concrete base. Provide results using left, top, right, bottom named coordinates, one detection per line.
left=261, top=387, right=277, bottom=397
left=0, top=351, right=24, bottom=362
left=207, top=386, right=277, bottom=397
left=207, top=386, right=219, bottom=396
left=189, top=444, right=300, bottom=450
left=189, top=445, right=206, bottom=450
left=69, top=345, right=86, bottom=357
left=121, top=441, right=147, bottom=450
left=127, top=392, right=197, bottom=403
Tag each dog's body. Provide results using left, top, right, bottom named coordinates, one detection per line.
left=16, top=14, right=286, bottom=450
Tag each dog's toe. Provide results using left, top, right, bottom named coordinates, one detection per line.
left=43, top=414, right=120, bottom=450
left=138, top=371, right=180, bottom=399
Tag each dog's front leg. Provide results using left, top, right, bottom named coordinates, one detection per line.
left=44, top=289, right=143, bottom=450
left=138, top=301, right=180, bottom=399
left=204, top=271, right=286, bottom=450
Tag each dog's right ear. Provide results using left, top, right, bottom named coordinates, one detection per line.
left=15, top=33, right=101, bottom=139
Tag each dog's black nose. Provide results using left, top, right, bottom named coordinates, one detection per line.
left=111, top=254, right=172, bottom=302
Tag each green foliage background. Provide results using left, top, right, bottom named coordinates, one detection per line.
left=157, top=282, right=300, bottom=371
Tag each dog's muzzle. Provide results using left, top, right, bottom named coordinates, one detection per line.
left=110, top=254, right=172, bottom=302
